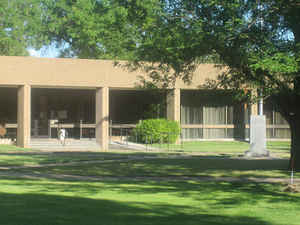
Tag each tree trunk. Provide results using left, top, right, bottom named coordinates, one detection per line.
left=289, top=115, right=300, bottom=171
left=271, top=93, right=300, bottom=171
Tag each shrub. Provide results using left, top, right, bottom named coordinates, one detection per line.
left=133, top=119, right=180, bottom=144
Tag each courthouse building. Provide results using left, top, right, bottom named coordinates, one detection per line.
left=0, top=56, right=290, bottom=149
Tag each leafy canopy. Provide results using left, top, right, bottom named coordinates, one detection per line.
left=128, top=0, right=300, bottom=97
left=0, top=0, right=46, bottom=56
left=38, top=0, right=300, bottom=116
left=41, top=0, right=160, bottom=59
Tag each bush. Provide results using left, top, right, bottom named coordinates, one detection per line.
left=133, top=119, right=180, bottom=144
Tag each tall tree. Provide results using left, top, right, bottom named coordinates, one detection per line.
left=0, top=0, right=45, bottom=56
left=127, top=0, right=300, bottom=169
left=37, top=0, right=300, bottom=168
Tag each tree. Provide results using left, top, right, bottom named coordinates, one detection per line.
left=37, top=0, right=300, bottom=169
left=0, top=0, right=45, bottom=56
left=39, top=0, right=159, bottom=59
left=126, top=0, right=300, bottom=169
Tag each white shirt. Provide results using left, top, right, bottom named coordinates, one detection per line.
left=59, top=129, right=66, bottom=139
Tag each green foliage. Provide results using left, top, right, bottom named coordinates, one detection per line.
left=98, top=0, right=300, bottom=107
left=0, top=0, right=46, bottom=56
left=40, top=0, right=160, bottom=59
left=142, top=103, right=165, bottom=119
left=133, top=119, right=180, bottom=144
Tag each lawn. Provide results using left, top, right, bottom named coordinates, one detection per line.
left=0, top=144, right=171, bottom=166
left=0, top=178, right=299, bottom=225
left=0, top=141, right=293, bottom=178
left=1, top=141, right=299, bottom=225
left=0, top=152, right=136, bottom=167
left=0, top=144, right=34, bottom=152
left=0, top=141, right=290, bottom=168
left=153, top=141, right=290, bottom=156
left=16, top=155, right=298, bottom=179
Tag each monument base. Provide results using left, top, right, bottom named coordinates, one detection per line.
left=244, top=115, right=269, bottom=157
left=244, top=144, right=269, bottom=157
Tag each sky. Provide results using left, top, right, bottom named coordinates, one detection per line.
left=27, top=43, right=61, bottom=58
left=28, top=47, right=59, bottom=58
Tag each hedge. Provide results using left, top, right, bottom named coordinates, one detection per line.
left=133, top=119, right=180, bottom=144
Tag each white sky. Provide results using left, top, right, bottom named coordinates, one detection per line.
left=28, top=45, right=60, bottom=58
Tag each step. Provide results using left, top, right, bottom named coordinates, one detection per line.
left=29, top=145, right=102, bottom=151
left=29, top=139, right=101, bottom=150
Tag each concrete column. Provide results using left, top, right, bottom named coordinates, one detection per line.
left=17, top=85, right=31, bottom=148
left=167, top=88, right=180, bottom=122
left=96, top=87, right=109, bottom=150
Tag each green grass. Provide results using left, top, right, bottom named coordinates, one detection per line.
left=0, top=151, right=143, bottom=167
left=1, top=141, right=290, bottom=155
left=0, top=144, right=33, bottom=152
left=0, top=178, right=299, bottom=225
left=181, top=141, right=250, bottom=152
left=0, top=144, right=177, bottom=167
left=1, top=142, right=292, bottom=178
left=267, top=141, right=291, bottom=153
left=1, top=141, right=299, bottom=225
left=19, top=156, right=297, bottom=179
left=153, top=141, right=290, bottom=156
left=0, top=154, right=97, bottom=166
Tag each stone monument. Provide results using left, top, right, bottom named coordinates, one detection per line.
left=245, top=115, right=269, bottom=157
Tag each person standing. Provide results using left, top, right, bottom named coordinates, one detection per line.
left=58, top=128, right=66, bottom=146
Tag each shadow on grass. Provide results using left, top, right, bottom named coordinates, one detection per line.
left=0, top=181, right=291, bottom=225
left=0, top=151, right=158, bottom=167
left=1, top=148, right=294, bottom=180
left=3, top=176, right=299, bottom=202
left=16, top=156, right=291, bottom=179
left=0, top=141, right=291, bottom=168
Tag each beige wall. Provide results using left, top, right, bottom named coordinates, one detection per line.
left=0, top=56, right=222, bottom=89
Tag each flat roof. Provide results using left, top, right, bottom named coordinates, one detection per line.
left=0, top=56, right=222, bottom=89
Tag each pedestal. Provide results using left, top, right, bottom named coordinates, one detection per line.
left=245, top=115, right=269, bottom=157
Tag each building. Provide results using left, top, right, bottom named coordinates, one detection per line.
left=0, top=56, right=290, bottom=149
